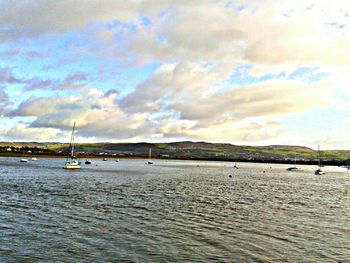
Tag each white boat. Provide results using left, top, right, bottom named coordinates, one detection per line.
left=20, top=158, right=28, bottom=163
left=233, top=161, right=238, bottom=169
left=31, top=157, right=38, bottom=161
left=148, top=148, right=153, bottom=164
left=64, top=122, right=81, bottom=169
left=314, top=146, right=325, bottom=175
left=115, top=159, right=119, bottom=162
left=64, top=159, right=81, bottom=169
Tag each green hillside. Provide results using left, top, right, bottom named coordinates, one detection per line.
left=2, top=141, right=350, bottom=162
left=45, top=141, right=350, bottom=161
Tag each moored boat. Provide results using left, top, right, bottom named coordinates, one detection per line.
left=286, top=167, right=303, bottom=172
left=314, top=146, right=325, bottom=175
left=64, top=159, right=81, bottom=169
left=314, top=168, right=325, bottom=175
left=287, top=156, right=303, bottom=172
left=148, top=148, right=153, bottom=164
left=63, top=122, right=81, bottom=170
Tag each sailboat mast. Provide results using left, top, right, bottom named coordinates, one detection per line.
left=149, top=148, right=151, bottom=161
left=70, top=122, right=76, bottom=157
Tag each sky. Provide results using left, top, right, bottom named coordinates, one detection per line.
left=0, top=0, right=350, bottom=149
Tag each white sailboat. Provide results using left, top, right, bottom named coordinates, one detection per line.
left=148, top=148, right=153, bottom=164
left=63, top=122, right=81, bottom=169
left=314, top=146, right=325, bottom=175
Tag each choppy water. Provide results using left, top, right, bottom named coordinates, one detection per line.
left=0, top=157, right=349, bottom=262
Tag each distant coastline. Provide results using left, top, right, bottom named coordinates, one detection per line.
left=1, top=141, right=350, bottom=166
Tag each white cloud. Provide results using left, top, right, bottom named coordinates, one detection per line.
left=1, top=0, right=349, bottom=66
left=2, top=0, right=350, bottom=147
left=160, top=118, right=284, bottom=144
left=0, top=0, right=166, bottom=39
left=120, top=62, right=234, bottom=113
left=5, top=124, right=63, bottom=141
left=121, top=62, right=332, bottom=122
left=6, top=88, right=157, bottom=141
left=0, top=88, right=9, bottom=104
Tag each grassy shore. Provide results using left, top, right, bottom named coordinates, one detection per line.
left=1, top=141, right=350, bottom=166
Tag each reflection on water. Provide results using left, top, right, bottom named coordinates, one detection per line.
left=0, top=157, right=349, bottom=262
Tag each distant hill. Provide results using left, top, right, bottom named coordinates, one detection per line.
left=46, top=141, right=350, bottom=162
left=2, top=141, right=350, bottom=163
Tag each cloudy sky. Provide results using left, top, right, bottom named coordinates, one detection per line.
left=0, top=0, right=349, bottom=149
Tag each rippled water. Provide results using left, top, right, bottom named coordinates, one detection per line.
left=0, top=157, right=349, bottom=262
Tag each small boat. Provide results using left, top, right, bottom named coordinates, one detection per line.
left=286, top=157, right=303, bottom=172
left=233, top=162, right=238, bottom=169
left=63, top=122, right=81, bottom=169
left=85, top=160, right=91, bottom=164
left=314, top=168, right=325, bottom=175
left=31, top=157, right=38, bottom=161
left=148, top=148, right=153, bottom=164
left=64, top=159, right=81, bottom=169
left=115, top=159, right=119, bottom=162
left=20, top=158, right=28, bottom=163
left=314, top=146, right=325, bottom=175
left=286, top=167, right=303, bottom=171
left=102, top=158, right=108, bottom=161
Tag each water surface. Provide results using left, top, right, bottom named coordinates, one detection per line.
left=0, top=158, right=349, bottom=262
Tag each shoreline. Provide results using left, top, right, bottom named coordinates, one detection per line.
left=1, top=153, right=347, bottom=167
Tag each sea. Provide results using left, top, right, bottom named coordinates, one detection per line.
left=0, top=157, right=349, bottom=262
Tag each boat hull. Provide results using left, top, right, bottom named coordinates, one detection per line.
left=64, top=164, right=81, bottom=169
left=314, top=169, right=325, bottom=175
left=287, top=167, right=303, bottom=172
